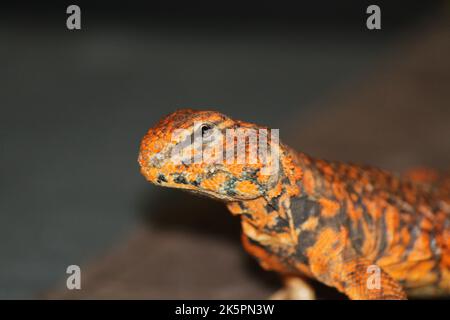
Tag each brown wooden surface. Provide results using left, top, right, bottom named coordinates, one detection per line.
left=45, top=15, right=450, bottom=299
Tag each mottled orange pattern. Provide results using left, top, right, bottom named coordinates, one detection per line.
left=138, top=109, right=450, bottom=300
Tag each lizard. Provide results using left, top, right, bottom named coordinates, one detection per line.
left=138, top=109, right=450, bottom=300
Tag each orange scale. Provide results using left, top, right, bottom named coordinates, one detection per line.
left=200, top=172, right=228, bottom=190
left=235, top=180, right=260, bottom=197
left=319, top=198, right=340, bottom=218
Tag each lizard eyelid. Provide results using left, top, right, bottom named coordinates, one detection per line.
left=200, top=123, right=213, bottom=138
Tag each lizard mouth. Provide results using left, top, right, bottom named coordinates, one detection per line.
left=183, top=189, right=231, bottom=202
left=178, top=186, right=237, bottom=202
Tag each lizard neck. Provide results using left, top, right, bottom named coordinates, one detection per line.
left=275, top=146, right=322, bottom=199
left=227, top=146, right=337, bottom=224
left=226, top=147, right=317, bottom=270
left=226, top=144, right=306, bottom=217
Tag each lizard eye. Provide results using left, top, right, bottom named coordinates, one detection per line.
left=200, top=124, right=213, bottom=138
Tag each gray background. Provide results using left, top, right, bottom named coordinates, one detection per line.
left=0, top=2, right=445, bottom=298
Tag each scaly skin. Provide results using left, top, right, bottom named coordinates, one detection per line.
left=138, top=109, right=450, bottom=300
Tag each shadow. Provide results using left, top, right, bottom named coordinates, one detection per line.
left=139, top=187, right=241, bottom=241
left=138, top=186, right=281, bottom=292
left=137, top=187, right=347, bottom=299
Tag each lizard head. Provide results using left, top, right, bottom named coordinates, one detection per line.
left=138, top=109, right=282, bottom=201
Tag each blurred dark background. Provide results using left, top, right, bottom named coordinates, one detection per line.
left=0, top=1, right=448, bottom=299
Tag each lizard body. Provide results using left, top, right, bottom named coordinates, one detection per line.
left=138, top=109, right=450, bottom=299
